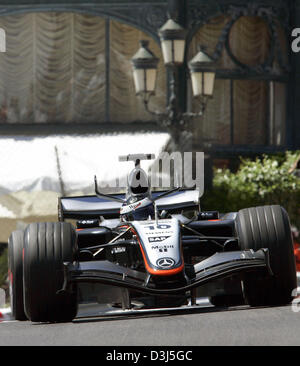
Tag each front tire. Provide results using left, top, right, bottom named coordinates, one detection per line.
left=23, top=222, right=78, bottom=322
left=236, top=205, right=297, bottom=306
left=8, top=230, right=27, bottom=320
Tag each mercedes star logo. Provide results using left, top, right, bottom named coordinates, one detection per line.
left=156, top=257, right=175, bottom=269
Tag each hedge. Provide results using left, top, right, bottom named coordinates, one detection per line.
left=201, top=151, right=300, bottom=228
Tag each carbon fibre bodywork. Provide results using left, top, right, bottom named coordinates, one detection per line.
left=60, top=249, right=270, bottom=295
left=57, top=191, right=272, bottom=305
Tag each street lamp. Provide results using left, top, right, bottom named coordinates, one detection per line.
left=188, top=46, right=216, bottom=114
left=131, top=19, right=216, bottom=148
left=131, top=40, right=159, bottom=104
left=158, top=18, right=186, bottom=66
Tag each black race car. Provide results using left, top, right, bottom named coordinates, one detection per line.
left=8, top=154, right=297, bottom=322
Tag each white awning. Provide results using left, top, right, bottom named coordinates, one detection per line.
left=0, top=132, right=169, bottom=196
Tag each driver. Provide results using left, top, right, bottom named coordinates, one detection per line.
left=120, top=167, right=154, bottom=221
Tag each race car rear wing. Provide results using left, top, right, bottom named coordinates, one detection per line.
left=58, top=189, right=200, bottom=221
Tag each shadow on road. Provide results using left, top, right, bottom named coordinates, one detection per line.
left=72, top=302, right=266, bottom=325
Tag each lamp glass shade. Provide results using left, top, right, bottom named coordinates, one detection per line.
left=161, top=39, right=185, bottom=65
left=191, top=71, right=215, bottom=97
left=133, top=68, right=157, bottom=95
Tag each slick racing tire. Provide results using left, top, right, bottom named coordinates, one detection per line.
left=8, top=230, right=27, bottom=320
left=23, top=222, right=78, bottom=322
left=236, top=205, right=297, bottom=306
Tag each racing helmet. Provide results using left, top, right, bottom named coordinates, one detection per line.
left=126, top=167, right=150, bottom=199
left=121, top=167, right=154, bottom=221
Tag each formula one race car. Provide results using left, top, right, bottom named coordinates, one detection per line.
left=8, top=154, right=297, bottom=322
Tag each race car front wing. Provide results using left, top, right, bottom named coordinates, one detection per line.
left=58, top=249, right=272, bottom=296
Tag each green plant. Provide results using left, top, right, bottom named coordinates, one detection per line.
left=202, top=151, right=300, bottom=228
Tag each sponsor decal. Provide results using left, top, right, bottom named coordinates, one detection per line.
left=120, top=197, right=151, bottom=214
left=151, top=244, right=174, bottom=253
left=129, top=202, right=141, bottom=210
left=148, top=236, right=170, bottom=243
left=156, top=257, right=175, bottom=269
left=111, top=247, right=126, bottom=254
left=145, top=231, right=173, bottom=235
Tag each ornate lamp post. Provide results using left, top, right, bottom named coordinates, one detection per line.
left=188, top=46, right=216, bottom=113
left=131, top=19, right=216, bottom=151
left=159, top=18, right=186, bottom=66
left=131, top=40, right=159, bottom=105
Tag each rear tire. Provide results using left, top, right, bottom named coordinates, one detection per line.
left=236, top=205, right=297, bottom=306
left=8, top=230, right=27, bottom=320
left=23, top=222, right=78, bottom=322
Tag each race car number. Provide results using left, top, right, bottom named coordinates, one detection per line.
left=144, top=224, right=171, bottom=230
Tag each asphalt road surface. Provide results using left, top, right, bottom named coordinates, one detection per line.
left=1, top=300, right=300, bottom=346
